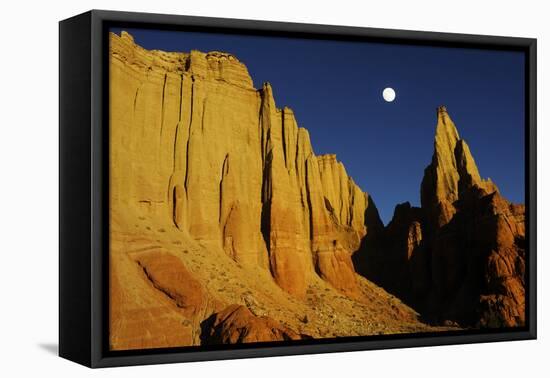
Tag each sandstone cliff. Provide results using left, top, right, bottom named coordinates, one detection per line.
left=109, top=32, right=435, bottom=350
left=361, top=106, right=525, bottom=328
left=110, top=30, right=382, bottom=299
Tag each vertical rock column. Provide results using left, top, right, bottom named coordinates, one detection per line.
left=259, top=84, right=312, bottom=298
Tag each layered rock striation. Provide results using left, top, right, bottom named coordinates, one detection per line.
left=110, top=31, right=382, bottom=300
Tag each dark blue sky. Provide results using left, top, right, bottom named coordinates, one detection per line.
left=111, top=28, right=525, bottom=224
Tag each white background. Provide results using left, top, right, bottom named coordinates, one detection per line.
left=0, top=0, right=547, bottom=376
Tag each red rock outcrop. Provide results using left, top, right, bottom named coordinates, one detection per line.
left=201, top=304, right=303, bottom=344
left=133, top=251, right=206, bottom=318
left=109, top=245, right=221, bottom=350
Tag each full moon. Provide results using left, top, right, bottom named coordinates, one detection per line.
left=383, top=87, right=396, bottom=102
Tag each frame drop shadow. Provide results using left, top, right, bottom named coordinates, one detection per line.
left=38, top=343, right=58, bottom=356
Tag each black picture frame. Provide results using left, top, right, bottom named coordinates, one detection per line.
left=59, top=9, right=537, bottom=368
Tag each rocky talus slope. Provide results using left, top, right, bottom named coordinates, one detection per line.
left=359, top=107, right=526, bottom=328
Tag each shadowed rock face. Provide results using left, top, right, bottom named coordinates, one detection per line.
left=109, top=31, right=383, bottom=299
left=365, top=106, right=525, bottom=328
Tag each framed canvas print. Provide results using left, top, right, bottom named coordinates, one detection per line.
left=59, top=10, right=537, bottom=368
